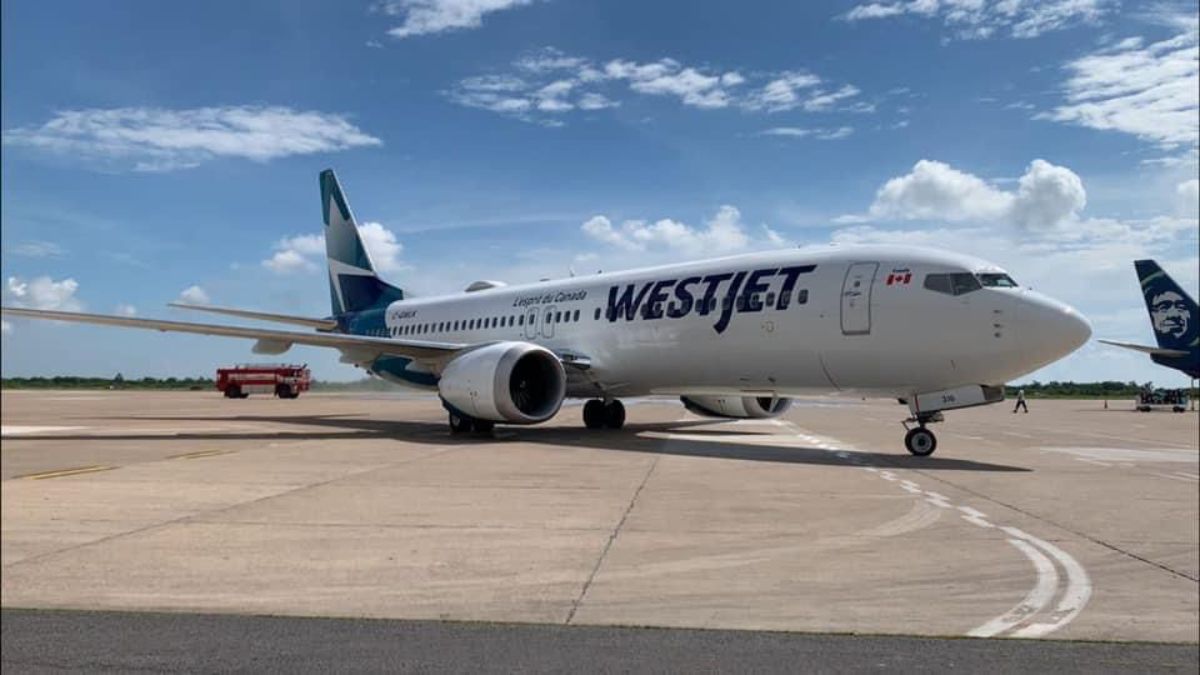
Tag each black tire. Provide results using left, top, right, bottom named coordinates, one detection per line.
left=904, top=427, right=937, bottom=457
left=583, top=400, right=605, bottom=429
left=226, top=386, right=242, bottom=399
left=472, top=419, right=495, bottom=434
left=449, top=412, right=473, bottom=434
left=603, top=400, right=626, bottom=430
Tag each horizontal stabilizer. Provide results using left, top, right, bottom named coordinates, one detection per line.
left=169, top=302, right=338, bottom=331
left=1, top=307, right=463, bottom=362
left=1098, top=339, right=1189, bottom=358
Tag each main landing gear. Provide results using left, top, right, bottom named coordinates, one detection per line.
left=583, top=399, right=625, bottom=430
left=902, top=412, right=942, bottom=457
left=448, top=411, right=494, bottom=435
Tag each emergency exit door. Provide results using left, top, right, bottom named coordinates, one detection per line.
left=841, top=262, right=878, bottom=335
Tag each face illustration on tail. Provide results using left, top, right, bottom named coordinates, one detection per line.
left=1150, top=291, right=1190, bottom=340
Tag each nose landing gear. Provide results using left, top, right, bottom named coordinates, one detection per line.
left=902, top=412, right=942, bottom=457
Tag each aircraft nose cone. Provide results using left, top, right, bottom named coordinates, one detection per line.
left=1020, top=292, right=1092, bottom=362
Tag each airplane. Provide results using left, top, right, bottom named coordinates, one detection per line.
left=1100, top=259, right=1200, bottom=379
left=1, top=169, right=1092, bottom=456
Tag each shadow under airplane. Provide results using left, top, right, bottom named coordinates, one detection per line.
left=12, top=413, right=1030, bottom=473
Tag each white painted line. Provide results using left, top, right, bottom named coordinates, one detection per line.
left=957, top=506, right=988, bottom=519
left=857, top=499, right=943, bottom=537
left=1, top=425, right=84, bottom=436
left=1074, top=457, right=1113, bottom=468
left=961, top=514, right=995, bottom=529
left=1175, top=472, right=1199, bottom=480
left=968, top=538, right=1059, bottom=638
left=899, top=480, right=921, bottom=490
left=899, top=483, right=923, bottom=494
left=925, top=495, right=952, bottom=509
left=924, top=491, right=949, bottom=501
left=1003, top=527, right=1092, bottom=639
left=1152, top=472, right=1196, bottom=483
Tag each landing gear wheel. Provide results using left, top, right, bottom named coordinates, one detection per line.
left=905, top=427, right=937, bottom=457
left=471, top=419, right=495, bottom=434
left=602, top=400, right=626, bottom=430
left=583, top=400, right=605, bottom=429
left=449, top=412, right=473, bottom=434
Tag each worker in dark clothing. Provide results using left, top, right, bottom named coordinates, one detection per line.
left=1013, top=388, right=1028, bottom=413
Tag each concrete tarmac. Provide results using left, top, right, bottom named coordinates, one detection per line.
left=2, top=390, right=1197, bottom=650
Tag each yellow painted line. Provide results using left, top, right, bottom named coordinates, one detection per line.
left=170, top=449, right=232, bottom=460
left=18, top=465, right=115, bottom=480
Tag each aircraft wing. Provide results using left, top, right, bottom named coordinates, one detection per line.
left=168, top=302, right=338, bottom=331
left=0, top=307, right=463, bottom=362
left=1098, top=339, right=1189, bottom=358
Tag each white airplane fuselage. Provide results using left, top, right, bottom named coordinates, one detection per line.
left=352, top=244, right=1090, bottom=400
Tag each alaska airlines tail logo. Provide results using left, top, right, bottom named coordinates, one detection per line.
left=1136, top=259, right=1197, bottom=351
left=604, top=265, right=815, bottom=334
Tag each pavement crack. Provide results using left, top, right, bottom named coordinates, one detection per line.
left=565, top=456, right=659, bottom=625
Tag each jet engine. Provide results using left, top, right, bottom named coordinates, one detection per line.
left=438, top=342, right=566, bottom=424
left=680, top=395, right=792, bottom=419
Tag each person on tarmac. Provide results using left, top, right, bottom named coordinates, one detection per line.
left=1013, top=388, right=1028, bottom=413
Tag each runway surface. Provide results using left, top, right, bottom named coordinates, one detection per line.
left=2, top=390, right=1197, bottom=664
left=4, top=608, right=1196, bottom=674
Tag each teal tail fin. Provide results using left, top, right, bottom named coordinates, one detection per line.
left=1135, top=259, right=1198, bottom=352
left=320, top=169, right=404, bottom=316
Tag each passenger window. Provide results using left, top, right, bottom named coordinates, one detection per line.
left=797, top=289, right=808, bottom=305
left=573, top=309, right=580, bottom=322
left=766, top=292, right=775, bottom=307
left=594, top=308, right=601, bottom=320
left=519, top=315, right=525, bottom=326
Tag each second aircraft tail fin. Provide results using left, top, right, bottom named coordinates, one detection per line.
left=1135, top=259, right=1198, bottom=352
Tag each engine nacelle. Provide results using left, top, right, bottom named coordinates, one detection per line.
left=439, top=342, right=566, bottom=424
left=680, top=395, right=793, bottom=419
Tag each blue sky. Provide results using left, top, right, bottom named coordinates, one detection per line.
left=2, top=0, right=1197, bottom=385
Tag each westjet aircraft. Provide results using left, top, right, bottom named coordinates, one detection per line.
left=1100, top=259, right=1200, bottom=379
left=2, top=170, right=1092, bottom=456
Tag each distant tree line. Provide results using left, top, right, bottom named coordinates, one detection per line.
left=0, top=374, right=401, bottom=391
left=1011, top=380, right=1197, bottom=399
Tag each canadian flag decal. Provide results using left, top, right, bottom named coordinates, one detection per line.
left=886, top=269, right=912, bottom=286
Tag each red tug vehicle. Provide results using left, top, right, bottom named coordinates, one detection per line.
left=216, top=364, right=311, bottom=399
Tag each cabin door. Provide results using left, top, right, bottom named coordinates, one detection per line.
left=841, top=262, right=878, bottom=335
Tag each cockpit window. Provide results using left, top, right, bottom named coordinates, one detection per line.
left=924, top=272, right=982, bottom=296
left=978, top=273, right=1018, bottom=288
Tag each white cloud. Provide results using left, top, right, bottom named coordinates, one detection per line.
left=581, top=205, right=754, bottom=257
left=177, top=285, right=210, bottom=305
left=761, top=126, right=854, bottom=140
left=842, top=0, right=1111, bottom=40
left=1179, top=178, right=1200, bottom=218
left=357, top=222, right=405, bottom=273
left=115, top=304, right=137, bottom=317
left=9, top=240, right=65, bottom=258
left=604, top=58, right=740, bottom=109
left=446, top=48, right=862, bottom=124
left=849, top=158, right=1087, bottom=229
left=262, top=223, right=404, bottom=275
left=5, top=275, right=83, bottom=311
left=2, top=106, right=382, bottom=172
left=1041, top=22, right=1199, bottom=149
left=264, top=234, right=325, bottom=274
left=381, top=0, right=537, bottom=39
